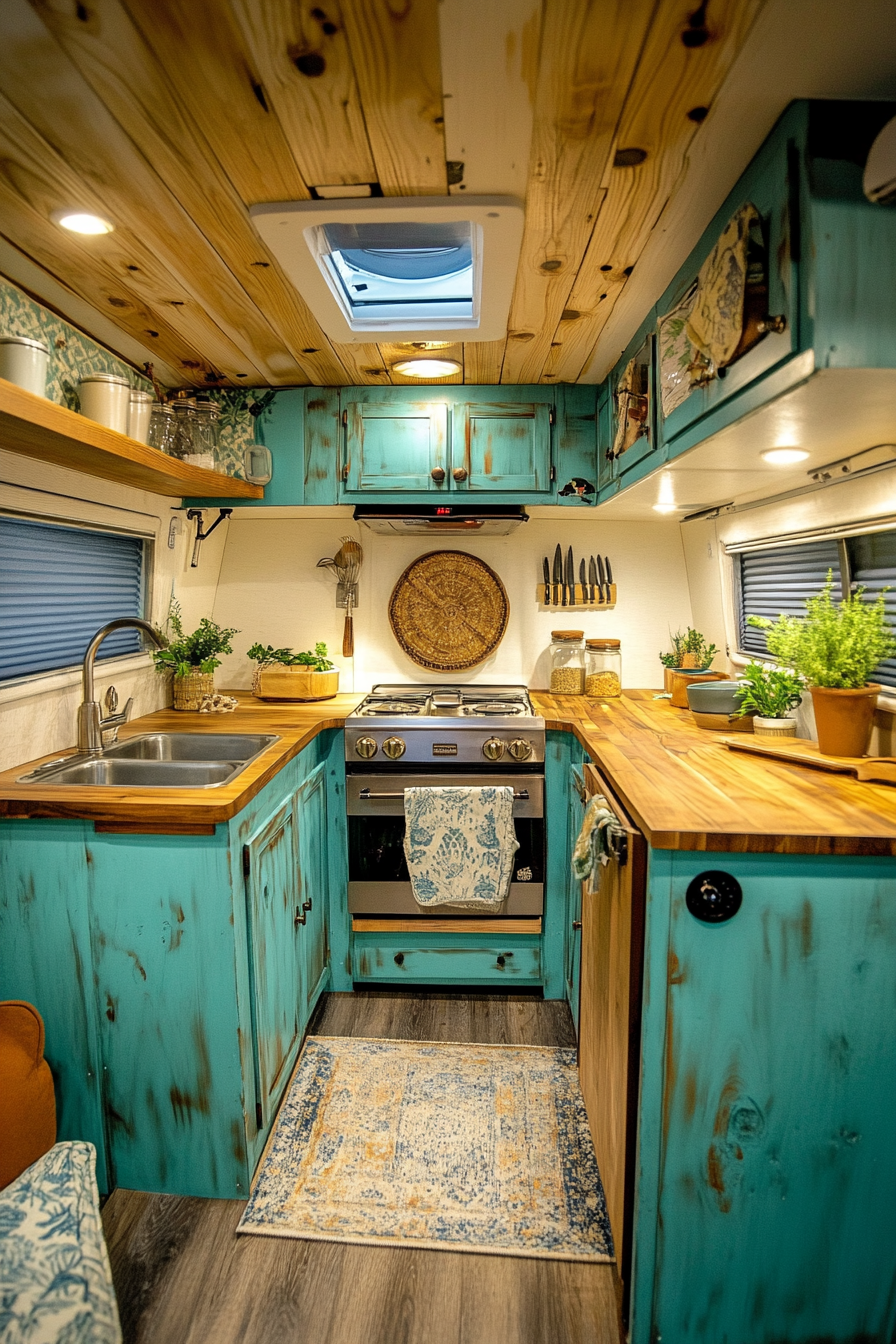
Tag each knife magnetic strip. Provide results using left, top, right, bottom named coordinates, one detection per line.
left=535, top=584, right=617, bottom=607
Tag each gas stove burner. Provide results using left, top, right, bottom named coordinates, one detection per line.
left=465, top=700, right=525, bottom=716
left=364, top=700, right=424, bottom=715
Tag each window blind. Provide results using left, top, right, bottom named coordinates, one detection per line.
left=738, top=539, right=840, bottom=655
left=847, top=531, right=896, bottom=689
left=0, top=516, right=146, bottom=682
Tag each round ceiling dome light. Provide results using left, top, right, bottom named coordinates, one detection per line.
left=761, top=447, right=810, bottom=465
left=392, top=357, right=462, bottom=378
left=52, top=210, right=114, bottom=235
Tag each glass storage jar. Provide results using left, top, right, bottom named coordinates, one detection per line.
left=194, top=399, right=222, bottom=471
left=585, top=638, right=622, bottom=698
left=147, top=402, right=176, bottom=455
left=549, top=630, right=585, bottom=695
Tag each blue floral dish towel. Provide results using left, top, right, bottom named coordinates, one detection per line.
left=403, top=786, right=520, bottom=908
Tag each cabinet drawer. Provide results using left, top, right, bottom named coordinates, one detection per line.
left=352, top=933, right=541, bottom=985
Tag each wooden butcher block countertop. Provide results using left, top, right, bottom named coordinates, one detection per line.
left=1, top=689, right=894, bottom=852
left=0, top=693, right=361, bottom=830
left=531, top=691, right=896, bottom=856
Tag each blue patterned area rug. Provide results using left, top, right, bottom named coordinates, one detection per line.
left=237, top=1037, right=614, bottom=1262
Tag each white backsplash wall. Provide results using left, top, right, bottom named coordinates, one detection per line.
left=210, top=508, right=693, bottom=693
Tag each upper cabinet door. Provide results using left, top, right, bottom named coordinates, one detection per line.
left=452, top=401, right=552, bottom=492
left=343, top=397, right=448, bottom=492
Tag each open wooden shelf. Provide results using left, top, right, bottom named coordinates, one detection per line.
left=0, top=376, right=263, bottom=499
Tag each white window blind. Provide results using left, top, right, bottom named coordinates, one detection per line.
left=0, top=515, right=146, bottom=682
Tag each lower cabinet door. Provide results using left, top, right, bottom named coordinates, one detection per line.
left=566, top=765, right=586, bottom=1029
left=295, top=762, right=329, bottom=1019
left=244, top=800, right=303, bottom=1124
left=353, top=933, right=542, bottom=985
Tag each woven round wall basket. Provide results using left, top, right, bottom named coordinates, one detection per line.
left=388, top=550, right=509, bottom=672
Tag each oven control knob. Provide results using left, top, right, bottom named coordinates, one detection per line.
left=482, top=737, right=505, bottom=761
left=508, top=738, right=533, bottom=761
left=382, top=736, right=406, bottom=760
left=355, top=736, right=378, bottom=759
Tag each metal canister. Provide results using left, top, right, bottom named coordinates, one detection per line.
left=0, top=335, right=50, bottom=397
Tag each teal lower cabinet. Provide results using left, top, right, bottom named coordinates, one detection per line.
left=630, top=849, right=896, bottom=1344
left=352, top=932, right=541, bottom=986
left=0, top=730, right=347, bottom=1199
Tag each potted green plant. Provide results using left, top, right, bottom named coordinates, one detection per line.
left=660, top=627, right=721, bottom=698
left=247, top=642, right=338, bottom=702
left=747, top=574, right=895, bottom=756
left=734, top=661, right=804, bottom=738
left=152, top=601, right=239, bottom=710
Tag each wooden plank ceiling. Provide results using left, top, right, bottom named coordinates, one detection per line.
left=0, top=0, right=763, bottom=388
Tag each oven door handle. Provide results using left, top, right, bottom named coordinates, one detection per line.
left=358, top=787, right=530, bottom=800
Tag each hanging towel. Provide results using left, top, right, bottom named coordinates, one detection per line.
left=572, top=795, right=617, bottom=882
left=403, top=786, right=520, bottom=909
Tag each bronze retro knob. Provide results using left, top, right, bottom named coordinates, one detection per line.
left=431, top=467, right=446, bottom=483
left=482, top=737, right=505, bottom=761
left=355, top=736, right=378, bottom=759
left=453, top=467, right=468, bottom=482
left=508, top=738, right=533, bottom=761
left=382, top=736, right=406, bottom=760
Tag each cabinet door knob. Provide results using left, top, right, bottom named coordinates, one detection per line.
left=453, top=467, right=468, bottom=482
left=294, top=905, right=306, bottom=927
left=394, top=952, right=405, bottom=966
left=430, top=467, right=446, bottom=483
left=572, top=920, right=582, bottom=931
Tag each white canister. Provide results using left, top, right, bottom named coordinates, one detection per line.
left=78, top=373, right=130, bottom=433
left=0, top=335, right=50, bottom=397
left=127, top=388, right=153, bottom=443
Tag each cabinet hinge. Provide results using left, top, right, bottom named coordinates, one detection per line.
left=549, top=407, right=555, bottom=425
left=255, top=1102, right=263, bottom=1129
left=550, top=465, right=556, bottom=481
left=242, top=844, right=251, bottom=879
left=342, top=463, right=350, bottom=480
left=341, top=409, right=347, bottom=427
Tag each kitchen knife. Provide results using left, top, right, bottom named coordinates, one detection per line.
left=565, top=546, right=575, bottom=607
left=552, top=544, right=563, bottom=606
left=588, top=555, right=598, bottom=605
left=579, top=558, right=586, bottom=607
left=604, top=554, right=614, bottom=602
left=596, top=554, right=606, bottom=604
left=542, top=556, right=551, bottom=606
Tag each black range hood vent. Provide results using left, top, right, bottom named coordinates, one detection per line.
left=353, top=504, right=528, bottom=536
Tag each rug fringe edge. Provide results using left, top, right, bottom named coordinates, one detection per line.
left=236, top=1223, right=614, bottom=1264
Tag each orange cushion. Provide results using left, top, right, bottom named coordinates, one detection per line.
left=0, top=1001, right=57, bottom=1189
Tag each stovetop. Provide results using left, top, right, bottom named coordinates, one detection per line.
left=352, top=684, right=535, bottom=720
left=345, top=684, right=545, bottom=765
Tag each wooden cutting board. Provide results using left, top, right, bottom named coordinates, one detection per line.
left=719, top=735, right=896, bottom=787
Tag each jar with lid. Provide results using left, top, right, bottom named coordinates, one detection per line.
left=0, top=334, right=49, bottom=397
left=127, top=387, right=153, bottom=443
left=147, top=402, right=176, bottom=455
left=549, top=630, right=585, bottom=695
left=78, top=372, right=130, bottom=433
left=193, top=399, right=222, bottom=471
left=171, top=399, right=198, bottom=463
left=585, top=639, right=622, bottom=698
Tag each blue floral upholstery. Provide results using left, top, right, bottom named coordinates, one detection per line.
left=403, top=785, right=520, bottom=908
left=0, top=1142, right=121, bottom=1344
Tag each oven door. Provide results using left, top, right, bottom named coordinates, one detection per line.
left=347, top=773, right=544, bottom=916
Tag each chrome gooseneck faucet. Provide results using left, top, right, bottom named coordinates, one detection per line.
left=78, top=618, right=166, bottom=754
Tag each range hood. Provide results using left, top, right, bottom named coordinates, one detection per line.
left=354, top=504, right=528, bottom=536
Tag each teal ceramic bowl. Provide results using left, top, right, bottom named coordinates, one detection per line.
left=686, top=680, right=748, bottom=715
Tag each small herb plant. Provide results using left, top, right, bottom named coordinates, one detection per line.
left=735, top=662, right=804, bottom=719
left=660, top=627, right=719, bottom=670
left=152, top=601, right=238, bottom=678
left=247, top=641, right=335, bottom=672
left=747, top=574, right=896, bottom=689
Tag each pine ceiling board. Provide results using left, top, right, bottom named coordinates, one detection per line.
left=379, top=342, right=464, bottom=384
left=331, top=343, right=395, bottom=384
left=543, top=0, right=766, bottom=384
left=15, top=0, right=340, bottom=385
left=340, top=0, right=448, bottom=196
left=462, top=340, right=506, bottom=384
left=0, top=94, right=265, bottom=385
left=499, top=0, right=656, bottom=385
left=228, top=0, right=377, bottom=190
left=117, top=0, right=311, bottom=205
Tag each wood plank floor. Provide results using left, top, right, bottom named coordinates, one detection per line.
left=102, top=991, right=623, bottom=1344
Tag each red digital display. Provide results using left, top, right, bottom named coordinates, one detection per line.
left=435, top=507, right=452, bottom=515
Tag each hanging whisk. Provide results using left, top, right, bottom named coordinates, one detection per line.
left=316, top=535, right=363, bottom=657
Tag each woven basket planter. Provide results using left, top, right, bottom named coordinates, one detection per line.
left=173, top=671, right=215, bottom=711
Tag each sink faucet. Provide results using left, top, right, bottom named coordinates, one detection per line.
left=78, top=618, right=166, bottom=754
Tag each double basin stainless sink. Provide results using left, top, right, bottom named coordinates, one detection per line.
left=17, top=733, right=280, bottom=788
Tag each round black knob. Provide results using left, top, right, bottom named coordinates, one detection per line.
left=686, top=870, right=743, bottom=923
left=393, top=952, right=405, bottom=966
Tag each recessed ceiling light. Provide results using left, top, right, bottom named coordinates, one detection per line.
left=761, top=447, right=810, bottom=465
left=652, top=503, right=680, bottom=514
left=392, top=358, right=461, bottom=378
left=52, top=210, right=114, bottom=235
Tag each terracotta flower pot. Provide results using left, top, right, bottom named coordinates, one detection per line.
left=809, top=684, right=880, bottom=757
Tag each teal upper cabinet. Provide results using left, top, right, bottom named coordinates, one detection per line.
left=343, top=396, right=448, bottom=492
left=452, top=399, right=552, bottom=493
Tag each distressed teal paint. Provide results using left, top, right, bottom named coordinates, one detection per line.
left=541, top=730, right=572, bottom=1000
left=452, top=399, right=552, bottom=493
left=324, top=730, right=352, bottom=991
left=630, top=849, right=896, bottom=1344
left=565, top=761, right=586, bottom=1030
left=302, top=388, right=340, bottom=505
left=0, top=819, right=109, bottom=1192
left=352, top=932, right=541, bottom=985
left=555, top=384, right=599, bottom=506
left=295, top=762, right=329, bottom=1019
left=343, top=393, right=448, bottom=492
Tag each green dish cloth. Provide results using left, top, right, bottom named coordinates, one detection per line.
left=571, top=795, right=617, bottom=881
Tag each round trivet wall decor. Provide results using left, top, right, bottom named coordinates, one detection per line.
left=388, top=550, right=510, bottom=671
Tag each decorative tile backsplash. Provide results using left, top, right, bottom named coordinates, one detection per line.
left=0, top=275, right=266, bottom=477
